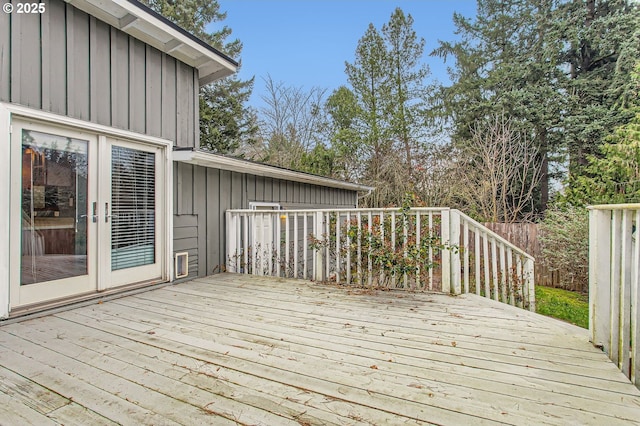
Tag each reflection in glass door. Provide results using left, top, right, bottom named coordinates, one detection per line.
left=11, top=119, right=166, bottom=310
left=21, top=130, right=90, bottom=284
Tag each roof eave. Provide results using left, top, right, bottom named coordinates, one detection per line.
left=173, top=149, right=375, bottom=193
left=65, top=0, right=238, bottom=86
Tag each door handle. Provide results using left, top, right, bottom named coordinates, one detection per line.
left=105, top=202, right=118, bottom=222
left=79, top=202, right=98, bottom=223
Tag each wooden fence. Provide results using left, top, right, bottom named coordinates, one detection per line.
left=483, top=222, right=576, bottom=291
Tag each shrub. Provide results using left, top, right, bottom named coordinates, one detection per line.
left=538, top=205, right=589, bottom=292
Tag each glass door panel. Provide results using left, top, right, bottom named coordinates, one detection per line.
left=110, top=145, right=156, bottom=270
left=21, top=130, right=89, bottom=284
left=104, top=139, right=163, bottom=289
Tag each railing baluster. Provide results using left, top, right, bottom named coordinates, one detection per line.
left=346, top=212, right=351, bottom=285
left=516, top=255, right=523, bottom=308
left=285, top=213, right=290, bottom=277
left=441, top=210, right=451, bottom=294
left=276, top=212, right=281, bottom=277
left=336, top=212, right=341, bottom=284
left=303, top=213, right=308, bottom=280
left=491, top=238, right=498, bottom=301
left=449, top=210, right=461, bottom=295
left=368, top=211, right=373, bottom=287
left=325, top=212, right=330, bottom=283
left=506, top=247, right=513, bottom=305
left=242, top=214, right=248, bottom=274
left=313, top=211, right=323, bottom=282
left=267, top=213, right=274, bottom=276
left=403, top=213, right=409, bottom=288
left=391, top=212, right=396, bottom=288
left=483, top=232, right=490, bottom=298
left=463, top=220, right=469, bottom=294
left=474, top=229, right=481, bottom=296
left=428, top=212, right=433, bottom=291
left=416, top=212, right=421, bottom=289
left=357, top=212, right=362, bottom=286
left=380, top=211, right=385, bottom=286
left=499, top=243, right=507, bottom=303
left=293, top=213, right=299, bottom=279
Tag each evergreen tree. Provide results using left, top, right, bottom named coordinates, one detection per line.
left=382, top=8, right=431, bottom=181
left=325, top=86, right=364, bottom=182
left=341, top=9, right=431, bottom=206
left=556, top=0, right=639, bottom=170
left=433, top=0, right=565, bottom=215
left=560, top=64, right=640, bottom=205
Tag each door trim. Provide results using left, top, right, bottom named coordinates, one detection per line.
left=2, top=104, right=173, bottom=314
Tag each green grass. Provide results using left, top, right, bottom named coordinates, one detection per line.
left=535, top=286, right=589, bottom=329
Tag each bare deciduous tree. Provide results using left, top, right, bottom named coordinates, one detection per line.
left=456, top=114, right=542, bottom=223
left=251, top=75, right=328, bottom=169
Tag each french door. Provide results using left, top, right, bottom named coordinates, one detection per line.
left=11, top=119, right=166, bottom=308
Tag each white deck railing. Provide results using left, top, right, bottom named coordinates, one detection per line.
left=589, top=204, right=640, bottom=388
left=226, top=208, right=535, bottom=310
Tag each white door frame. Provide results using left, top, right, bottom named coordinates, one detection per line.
left=101, top=137, right=166, bottom=290
left=0, top=103, right=173, bottom=316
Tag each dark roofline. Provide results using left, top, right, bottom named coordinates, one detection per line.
left=126, top=0, right=239, bottom=68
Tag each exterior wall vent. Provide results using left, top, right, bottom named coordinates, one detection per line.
left=175, top=252, right=189, bottom=279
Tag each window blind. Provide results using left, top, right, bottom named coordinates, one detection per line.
left=111, top=146, right=156, bottom=271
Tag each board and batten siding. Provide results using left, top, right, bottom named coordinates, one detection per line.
left=173, top=163, right=358, bottom=278
left=0, top=0, right=199, bottom=147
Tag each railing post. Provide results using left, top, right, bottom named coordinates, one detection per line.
left=450, top=210, right=461, bottom=295
left=441, top=209, right=451, bottom=294
left=524, top=257, right=535, bottom=311
left=314, top=211, right=324, bottom=282
left=589, top=208, right=612, bottom=352
left=225, top=211, right=237, bottom=273
left=632, top=210, right=640, bottom=386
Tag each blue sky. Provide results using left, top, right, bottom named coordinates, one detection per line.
left=213, top=1, right=477, bottom=107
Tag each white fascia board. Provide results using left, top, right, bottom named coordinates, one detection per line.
left=65, top=0, right=237, bottom=85
left=173, top=150, right=374, bottom=193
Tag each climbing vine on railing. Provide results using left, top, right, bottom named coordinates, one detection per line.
left=309, top=197, right=458, bottom=289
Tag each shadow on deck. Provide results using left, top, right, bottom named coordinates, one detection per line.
left=1, top=273, right=639, bottom=425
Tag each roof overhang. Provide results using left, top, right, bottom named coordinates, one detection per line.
left=65, top=0, right=238, bottom=86
left=173, top=149, right=375, bottom=193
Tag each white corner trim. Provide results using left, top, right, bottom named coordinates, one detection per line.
left=0, top=105, right=10, bottom=318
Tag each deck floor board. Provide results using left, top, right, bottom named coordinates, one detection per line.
left=2, top=273, right=640, bottom=425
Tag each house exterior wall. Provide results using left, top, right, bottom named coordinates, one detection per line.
left=0, top=0, right=199, bottom=147
left=174, top=163, right=358, bottom=278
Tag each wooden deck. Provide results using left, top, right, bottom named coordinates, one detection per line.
left=1, top=274, right=640, bottom=425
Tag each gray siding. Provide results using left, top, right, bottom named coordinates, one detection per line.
left=173, top=215, right=199, bottom=279
left=0, top=7, right=8, bottom=102
left=173, top=164, right=359, bottom=278
left=1, top=0, right=199, bottom=147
